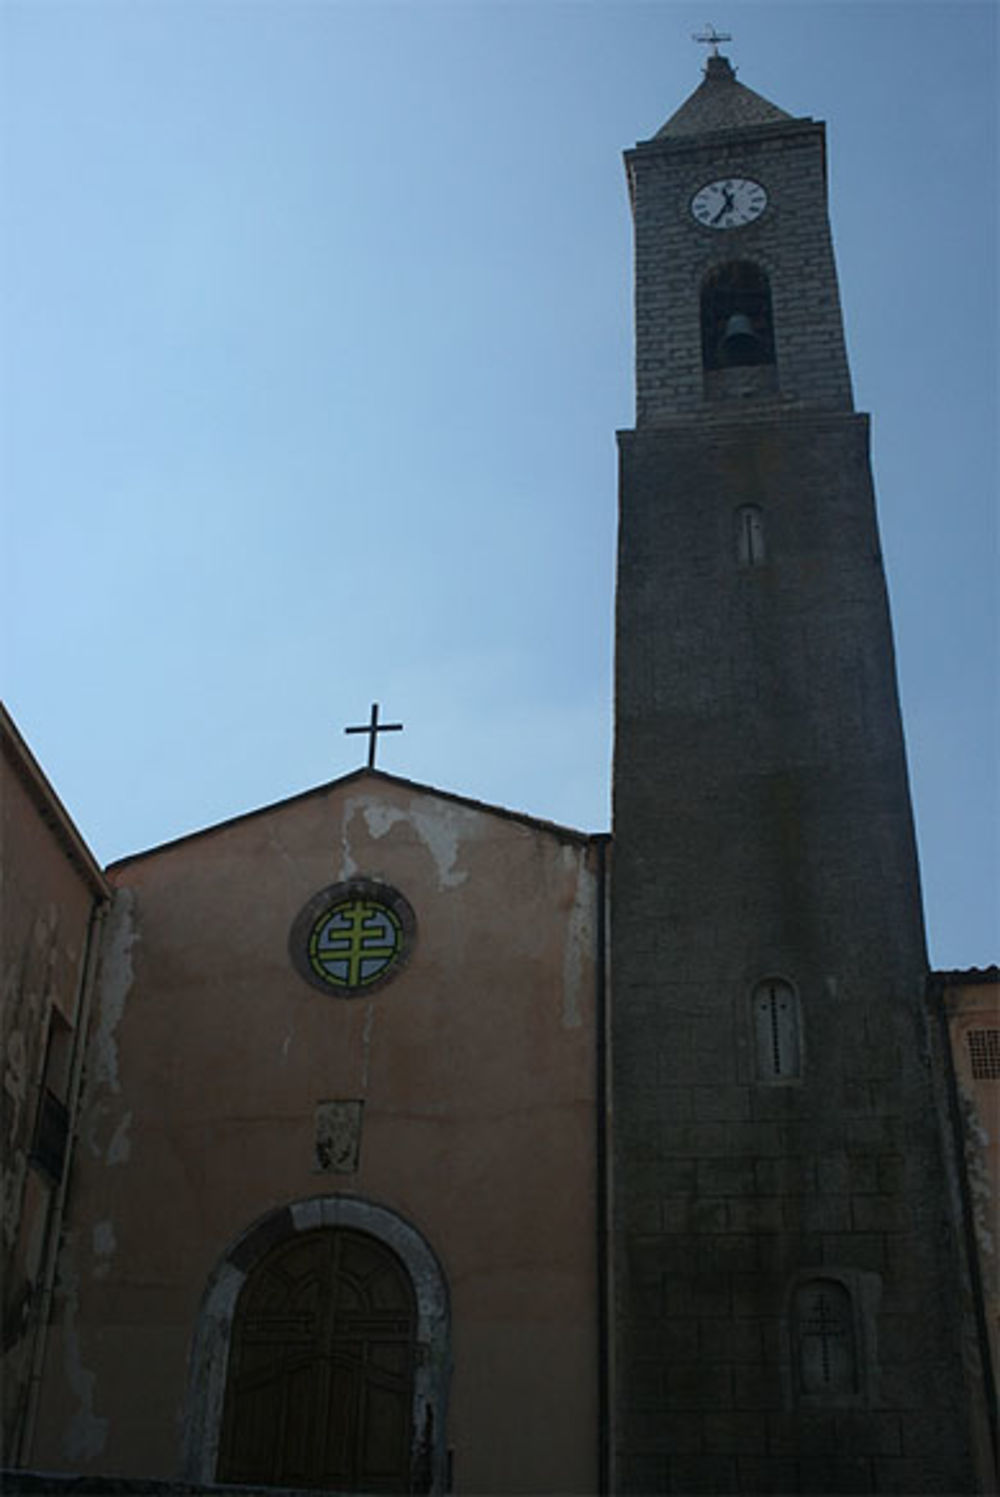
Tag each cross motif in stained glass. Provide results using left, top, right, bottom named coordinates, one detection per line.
left=308, top=898, right=403, bottom=990
left=290, top=878, right=416, bottom=998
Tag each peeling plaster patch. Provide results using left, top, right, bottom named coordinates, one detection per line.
left=361, top=1002, right=376, bottom=1091
left=960, top=1091, right=995, bottom=1262
left=61, top=1245, right=109, bottom=1462
left=335, top=809, right=359, bottom=882
left=92, top=1220, right=116, bottom=1278
left=562, top=861, right=592, bottom=1031
left=4, top=1029, right=28, bottom=1142
left=93, top=1220, right=116, bottom=1256
left=314, top=1100, right=363, bottom=1173
left=92, top=891, right=138, bottom=1096
left=2, top=1033, right=29, bottom=1244
left=353, top=797, right=471, bottom=890
left=105, top=1110, right=132, bottom=1166
left=2, top=1150, right=27, bottom=1250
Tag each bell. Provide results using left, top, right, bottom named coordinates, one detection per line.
left=719, top=312, right=762, bottom=366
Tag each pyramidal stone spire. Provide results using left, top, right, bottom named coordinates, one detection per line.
left=654, top=53, right=796, bottom=138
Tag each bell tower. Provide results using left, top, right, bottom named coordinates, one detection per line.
left=610, top=48, right=980, bottom=1494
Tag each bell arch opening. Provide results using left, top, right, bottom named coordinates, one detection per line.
left=700, top=261, right=775, bottom=370
left=182, top=1197, right=450, bottom=1494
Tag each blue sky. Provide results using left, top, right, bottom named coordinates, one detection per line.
left=2, top=1, right=997, bottom=968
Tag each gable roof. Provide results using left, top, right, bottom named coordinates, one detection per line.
left=106, top=767, right=601, bottom=872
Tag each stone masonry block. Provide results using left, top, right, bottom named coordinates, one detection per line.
left=667, top=1455, right=739, bottom=1493
left=735, top=1457, right=802, bottom=1494
left=817, top=1232, right=885, bottom=1273
left=627, top=1318, right=700, bottom=1361
left=628, top=1410, right=703, bottom=1454
left=755, top=1232, right=825, bottom=1276
left=731, top=1365, right=784, bottom=1411
left=726, top=1197, right=784, bottom=1232
left=835, top=1413, right=903, bottom=1457
left=698, top=1158, right=756, bottom=1196
left=691, top=1085, right=751, bottom=1120
left=666, top=1363, right=733, bottom=1411
left=797, top=1457, right=875, bottom=1494
left=784, top=1194, right=851, bottom=1232
left=699, top=1317, right=763, bottom=1364
left=663, top=1274, right=732, bottom=1319
left=724, top=1121, right=784, bottom=1157
left=618, top=1454, right=668, bottom=1491
left=661, top=1197, right=728, bottom=1234
left=702, top=1411, right=768, bottom=1454
left=627, top=1359, right=667, bottom=1410
left=850, top=1194, right=911, bottom=1232
left=815, top=1151, right=850, bottom=1194
left=693, top=1234, right=761, bottom=1274
left=876, top=1154, right=906, bottom=1194
left=872, top=1456, right=960, bottom=1495
left=847, top=1154, right=880, bottom=1193
left=767, top=1412, right=840, bottom=1457
left=754, top=1156, right=817, bottom=1194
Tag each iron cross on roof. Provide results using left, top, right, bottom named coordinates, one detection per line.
left=344, top=702, right=403, bottom=769
left=692, top=23, right=732, bottom=56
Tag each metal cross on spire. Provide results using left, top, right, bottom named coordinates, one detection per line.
left=692, top=23, right=732, bottom=57
left=344, top=702, right=403, bottom=769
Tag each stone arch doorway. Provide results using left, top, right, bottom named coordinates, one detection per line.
left=183, top=1197, right=450, bottom=1494
left=219, top=1227, right=416, bottom=1490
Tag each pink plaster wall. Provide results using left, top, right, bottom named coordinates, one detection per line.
left=33, top=774, right=600, bottom=1494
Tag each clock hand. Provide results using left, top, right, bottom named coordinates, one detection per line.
left=711, top=191, right=734, bottom=225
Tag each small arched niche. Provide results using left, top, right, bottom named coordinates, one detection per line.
left=701, top=261, right=776, bottom=370
left=751, top=977, right=803, bottom=1082
left=735, top=504, right=766, bottom=567
left=792, top=1277, right=858, bottom=1397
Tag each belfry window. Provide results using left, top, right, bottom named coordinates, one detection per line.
left=701, top=261, right=775, bottom=369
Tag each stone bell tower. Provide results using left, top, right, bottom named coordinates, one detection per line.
left=610, top=47, right=980, bottom=1494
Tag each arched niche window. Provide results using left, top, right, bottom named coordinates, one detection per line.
left=701, top=261, right=775, bottom=370
left=752, top=977, right=802, bottom=1081
left=736, top=504, right=766, bottom=566
left=792, top=1278, right=858, bottom=1397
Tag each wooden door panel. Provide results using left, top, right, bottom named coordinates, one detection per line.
left=218, top=1228, right=417, bottom=1492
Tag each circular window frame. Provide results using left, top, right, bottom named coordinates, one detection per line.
left=289, top=878, right=416, bottom=997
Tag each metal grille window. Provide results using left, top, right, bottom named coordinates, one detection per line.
left=30, top=1089, right=70, bottom=1183
left=967, top=1028, right=1000, bottom=1080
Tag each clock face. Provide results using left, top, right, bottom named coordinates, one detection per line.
left=691, top=177, right=768, bottom=230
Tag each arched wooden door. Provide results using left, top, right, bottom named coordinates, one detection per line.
left=217, top=1227, right=418, bottom=1492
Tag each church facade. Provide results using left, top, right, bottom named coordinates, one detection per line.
left=3, top=51, right=998, bottom=1497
